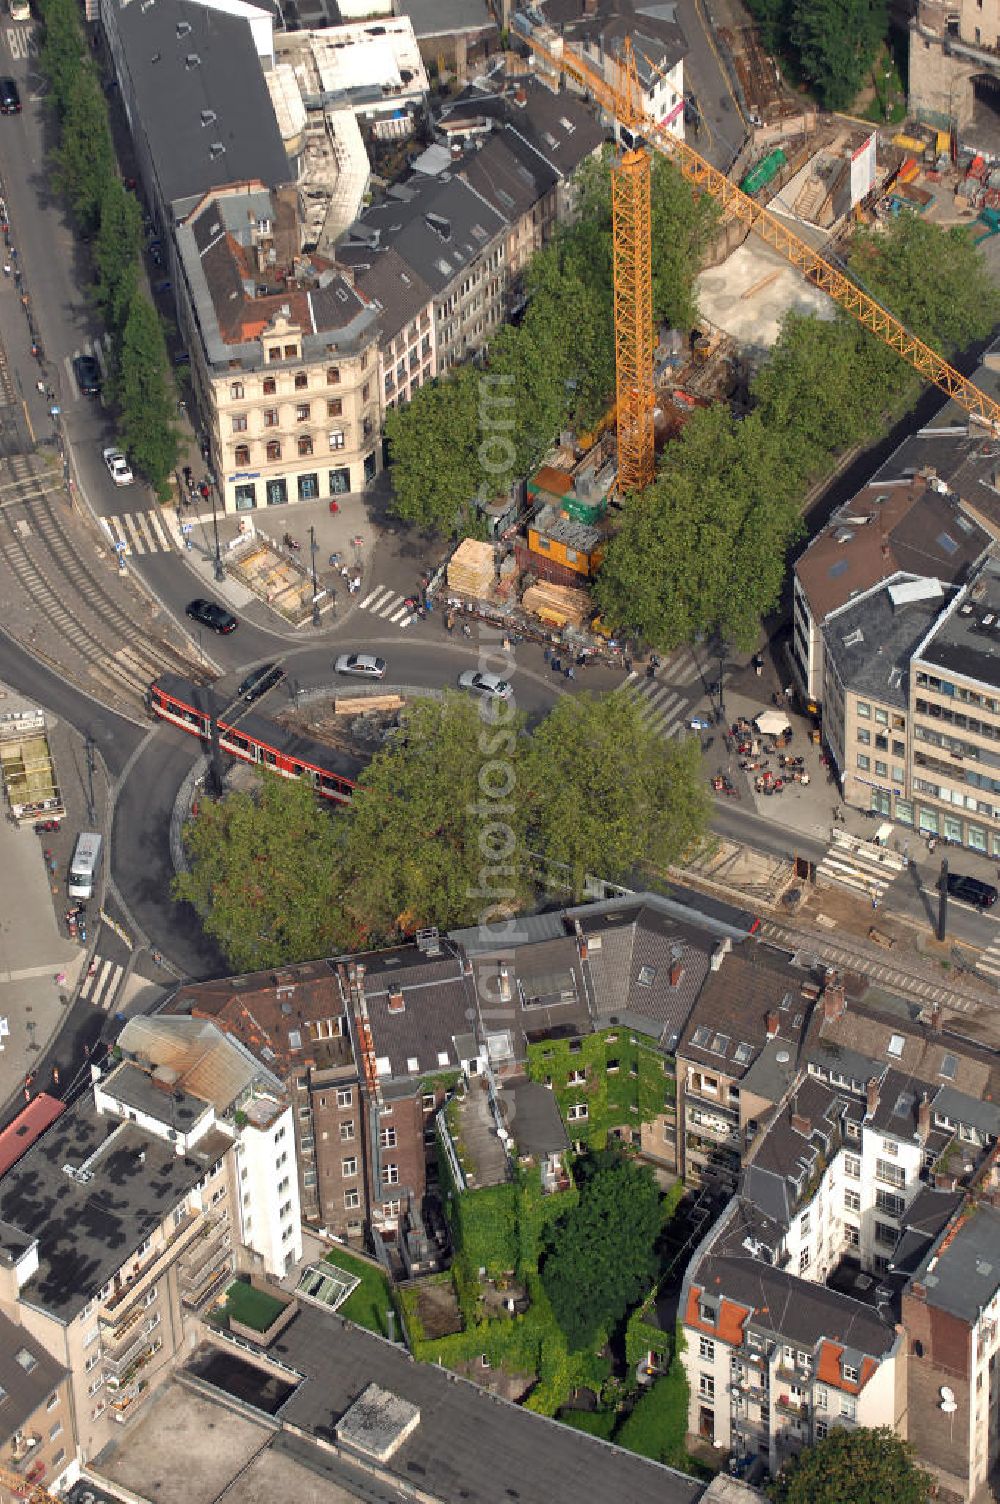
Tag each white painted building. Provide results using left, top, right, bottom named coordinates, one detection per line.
left=234, top=1096, right=303, bottom=1276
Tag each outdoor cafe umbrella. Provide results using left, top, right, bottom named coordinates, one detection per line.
left=754, top=708, right=792, bottom=738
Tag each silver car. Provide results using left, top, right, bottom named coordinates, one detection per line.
left=335, top=652, right=386, bottom=679
left=458, top=669, right=513, bottom=701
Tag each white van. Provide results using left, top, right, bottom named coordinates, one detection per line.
left=68, top=832, right=102, bottom=901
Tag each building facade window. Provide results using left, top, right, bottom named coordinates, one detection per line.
left=266, top=439, right=281, bottom=462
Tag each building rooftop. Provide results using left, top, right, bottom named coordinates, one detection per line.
left=531, top=502, right=604, bottom=553
left=914, top=556, right=1000, bottom=692
left=354, top=944, right=477, bottom=1083
left=539, top=0, right=687, bottom=74
left=99, top=1061, right=211, bottom=1135
left=794, top=476, right=988, bottom=624
left=0, top=1309, right=67, bottom=1445
left=500, top=1076, right=569, bottom=1158
left=114, top=0, right=290, bottom=215
left=0, top=1094, right=219, bottom=1320
left=172, top=960, right=355, bottom=1081
left=914, top=1201, right=1000, bottom=1322
left=440, top=75, right=605, bottom=178
left=822, top=578, right=947, bottom=709
left=341, top=173, right=506, bottom=297
left=261, top=1305, right=703, bottom=1503
left=116, top=1014, right=283, bottom=1117
left=889, top=1184, right=963, bottom=1276
left=679, top=944, right=816, bottom=1083
left=742, top=1076, right=844, bottom=1227
left=351, top=245, right=435, bottom=347
left=395, top=0, right=495, bottom=42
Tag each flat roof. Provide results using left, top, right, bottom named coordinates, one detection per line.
left=917, top=1202, right=1000, bottom=1321
left=101, top=1061, right=209, bottom=1132
left=0, top=1093, right=220, bottom=1320
left=916, top=559, right=1000, bottom=691
left=265, top=1306, right=703, bottom=1503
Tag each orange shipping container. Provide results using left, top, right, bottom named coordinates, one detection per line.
left=897, top=156, right=919, bottom=184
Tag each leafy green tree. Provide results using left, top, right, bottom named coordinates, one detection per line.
left=173, top=774, right=350, bottom=971
left=55, top=70, right=115, bottom=233
left=790, top=0, right=888, bottom=111
left=744, top=0, right=793, bottom=54
left=114, top=289, right=181, bottom=496
left=594, top=404, right=803, bottom=650
left=541, top=1151, right=661, bottom=1351
left=339, top=694, right=531, bottom=939
left=649, top=159, right=720, bottom=330
left=38, top=0, right=87, bottom=117
left=94, top=177, right=143, bottom=333
left=850, top=212, right=1000, bottom=356
left=768, top=1425, right=930, bottom=1504
left=615, top=1353, right=691, bottom=1467
left=385, top=367, right=484, bottom=534
left=525, top=693, right=710, bottom=897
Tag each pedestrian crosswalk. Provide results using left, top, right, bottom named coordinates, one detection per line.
left=355, top=583, right=419, bottom=629
left=101, top=509, right=174, bottom=556
left=79, top=955, right=124, bottom=1012
left=815, top=831, right=906, bottom=904
left=618, top=672, right=695, bottom=739
left=63, top=334, right=112, bottom=400
left=976, top=931, right=1000, bottom=987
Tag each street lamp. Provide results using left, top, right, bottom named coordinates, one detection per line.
left=207, top=479, right=224, bottom=583
left=310, top=524, right=320, bottom=627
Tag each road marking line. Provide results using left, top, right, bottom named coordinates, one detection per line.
left=148, top=510, right=170, bottom=548
left=376, top=595, right=404, bottom=618
left=663, top=719, right=684, bottom=739
left=360, top=585, right=390, bottom=610
left=121, top=514, right=145, bottom=553
left=91, top=339, right=109, bottom=378
left=96, top=962, right=124, bottom=1011
left=83, top=956, right=112, bottom=1003
left=388, top=606, right=408, bottom=623
left=623, top=671, right=639, bottom=685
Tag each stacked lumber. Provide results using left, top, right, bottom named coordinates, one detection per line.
left=522, top=581, right=591, bottom=629
left=448, top=539, right=495, bottom=598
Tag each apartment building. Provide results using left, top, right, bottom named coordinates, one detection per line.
left=175, top=184, right=382, bottom=513
left=909, top=559, right=1000, bottom=853
left=0, top=1088, right=235, bottom=1457
left=791, top=475, right=987, bottom=711
left=168, top=962, right=363, bottom=1242
left=0, top=1312, right=77, bottom=1496
left=681, top=1196, right=905, bottom=1475
left=675, top=947, right=819, bottom=1191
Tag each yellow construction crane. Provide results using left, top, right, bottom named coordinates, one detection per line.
left=0, top=1461, right=63, bottom=1504
left=517, top=19, right=1000, bottom=488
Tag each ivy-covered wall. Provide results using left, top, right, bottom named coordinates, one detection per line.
left=525, top=1026, right=675, bottom=1148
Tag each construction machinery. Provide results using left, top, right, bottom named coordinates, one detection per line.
left=514, top=15, right=1000, bottom=489
left=0, top=1462, right=63, bottom=1504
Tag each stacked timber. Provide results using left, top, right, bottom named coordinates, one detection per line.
left=522, top=581, right=591, bottom=629
left=447, top=539, right=496, bottom=598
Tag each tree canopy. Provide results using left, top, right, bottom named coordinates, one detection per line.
left=745, top=0, right=888, bottom=112
left=540, top=1151, right=662, bottom=1351
left=594, top=403, right=804, bottom=650
left=768, top=1425, right=930, bottom=1504
left=384, top=154, right=717, bottom=536
left=172, top=774, right=349, bottom=972
left=174, top=690, right=712, bottom=968
left=114, top=291, right=181, bottom=498
left=524, top=691, right=709, bottom=897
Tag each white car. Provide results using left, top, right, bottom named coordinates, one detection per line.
left=103, top=447, right=133, bottom=486
left=335, top=652, right=386, bottom=679
left=458, top=669, right=513, bottom=701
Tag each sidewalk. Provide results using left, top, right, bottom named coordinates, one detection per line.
left=0, top=684, right=105, bottom=1112
left=160, top=493, right=379, bottom=632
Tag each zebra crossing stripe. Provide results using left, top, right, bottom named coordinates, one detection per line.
left=148, top=511, right=170, bottom=548
left=375, top=594, right=404, bottom=618
left=387, top=606, right=409, bottom=623
left=398, top=614, right=416, bottom=629
left=360, top=585, right=391, bottom=610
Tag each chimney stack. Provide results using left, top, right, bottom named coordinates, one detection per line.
left=917, top=1091, right=931, bottom=1142
left=669, top=958, right=684, bottom=988
left=929, top=1001, right=943, bottom=1035
left=822, top=974, right=846, bottom=1022
left=791, top=1112, right=812, bottom=1137
left=866, top=1077, right=880, bottom=1119
left=766, top=1011, right=779, bottom=1038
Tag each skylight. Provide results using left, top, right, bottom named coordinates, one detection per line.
left=939, top=1053, right=957, bottom=1080
left=691, top=1025, right=712, bottom=1048
left=887, top=1033, right=905, bottom=1058
left=711, top=1033, right=731, bottom=1055
left=733, top=1042, right=754, bottom=1066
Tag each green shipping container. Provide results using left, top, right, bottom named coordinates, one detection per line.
left=740, top=148, right=787, bottom=197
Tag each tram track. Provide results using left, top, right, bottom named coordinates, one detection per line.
left=0, top=454, right=209, bottom=715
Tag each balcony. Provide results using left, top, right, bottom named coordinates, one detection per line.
left=178, top=1218, right=230, bottom=1288
left=100, top=1212, right=203, bottom=1319
left=110, top=1380, right=153, bottom=1425
left=103, top=1323, right=158, bottom=1375
left=7, top=1434, right=41, bottom=1472
left=775, top=1394, right=809, bottom=1420
left=106, top=1338, right=161, bottom=1397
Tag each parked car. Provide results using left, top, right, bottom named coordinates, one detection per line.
left=103, top=447, right=133, bottom=486
left=237, top=662, right=284, bottom=703
left=0, top=79, right=21, bottom=115
left=458, top=669, right=513, bottom=701
left=335, top=653, right=386, bottom=679
left=73, top=354, right=102, bottom=396
left=945, top=872, right=998, bottom=909
left=186, top=598, right=237, bottom=635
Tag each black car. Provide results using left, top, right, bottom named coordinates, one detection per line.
left=945, top=872, right=998, bottom=909
left=0, top=79, right=21, bottom=115
left=73, top=354, right=101, bottom=396
left=186, top=598, right=237, bottom=635
left=237, top=662, right=284, bottom=703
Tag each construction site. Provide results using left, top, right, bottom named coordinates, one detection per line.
left=421, top=16, right=1000, bottom=653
